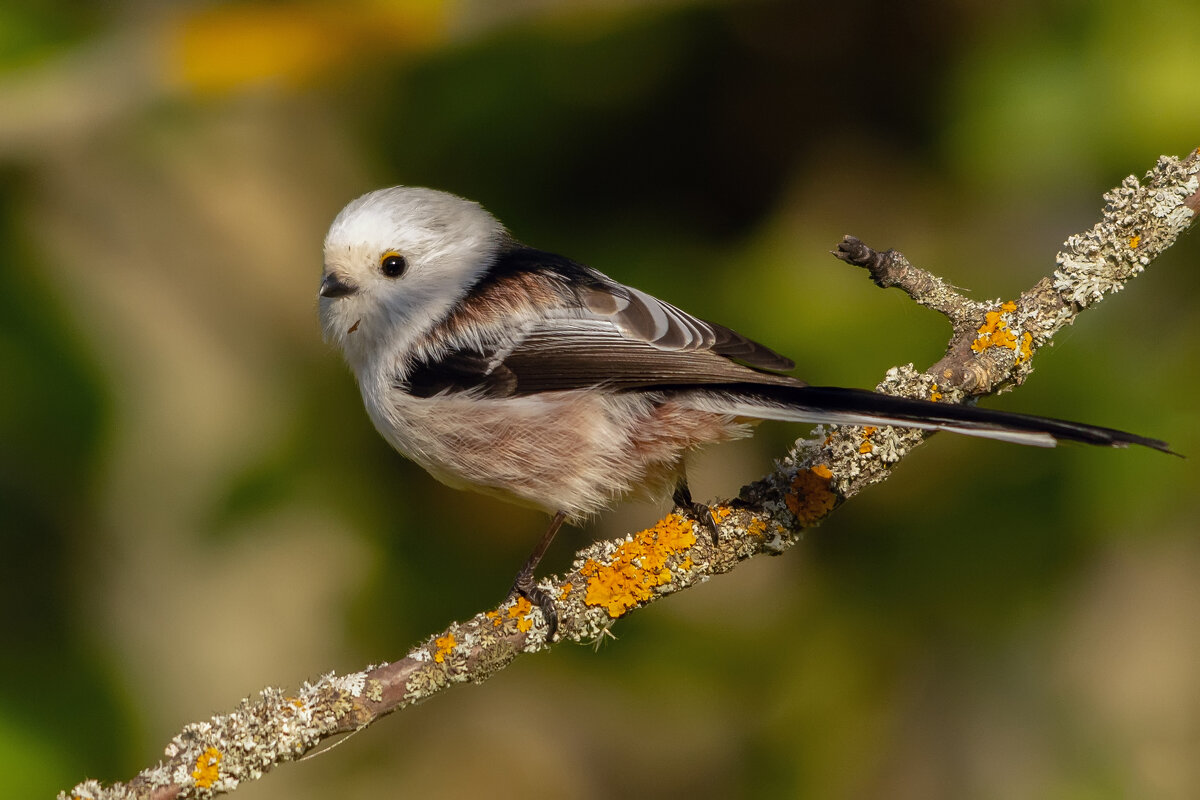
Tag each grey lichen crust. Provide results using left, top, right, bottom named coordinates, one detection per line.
left=62, top=671, right=382, bottom=800
left=1054, top=156, right=1199, bottom=308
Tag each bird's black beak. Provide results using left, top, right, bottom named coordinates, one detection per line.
left=319, top=272, right=358, bottom=299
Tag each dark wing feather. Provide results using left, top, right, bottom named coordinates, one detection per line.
left=406, top=348, right=518, bottom=397
left=405, top=318, right=801, bottom=398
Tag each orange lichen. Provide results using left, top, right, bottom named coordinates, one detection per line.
left=971, top=301, right=1019, bottom=354
left=710, top=505, right=733, bottom=524
left=929, top=383, right=943, bottom=402
left=785, top=465, right=837, bottom=525
left=746, top=518, right=768, bottom=537
left=486, top=609, right=502, bottom=627
left=858, top=426, right=876, bottom=454
left=559, top=582, right=573, bottom=600
left=192, top=747, right=221, bottom=789
left=500, top=596, right=536, bottom=632
left=508, top=597, right=533, bottom=619
left=433, top=633, right=456, bottom=663
left=1016, top=331, right=1033, bottom=364
left=1129, top=234, right=1141, bottom=248
left=582, top=514, right=698, bottom=618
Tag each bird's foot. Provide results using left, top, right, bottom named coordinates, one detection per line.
left=672, top=483, right=720, bottom=546
left=510, top=569, right=558, bottom=642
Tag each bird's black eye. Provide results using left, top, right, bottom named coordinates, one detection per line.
left=380, top=251, right=407, bottom=278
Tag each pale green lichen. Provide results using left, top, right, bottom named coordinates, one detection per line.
left=1054, top=156, right=1197, bottom=306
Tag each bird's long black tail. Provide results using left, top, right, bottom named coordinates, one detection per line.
left=687, top=384, right=1174, bottom=454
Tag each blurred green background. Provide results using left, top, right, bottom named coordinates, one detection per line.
left=2, top=1, right=1197, bottom=798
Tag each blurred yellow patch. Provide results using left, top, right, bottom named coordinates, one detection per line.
left=170, top=1, right=447, bottom=94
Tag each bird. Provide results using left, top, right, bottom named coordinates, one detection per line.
left=318, top=186, right=1171, bottom=637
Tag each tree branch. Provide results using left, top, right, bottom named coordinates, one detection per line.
left=63, top=150, right=1199, bottom=800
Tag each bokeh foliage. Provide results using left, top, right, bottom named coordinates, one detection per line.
left=1, top=1, right=1197, bottom=798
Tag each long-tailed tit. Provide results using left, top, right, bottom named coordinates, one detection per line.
left=319, top=186, right=1171, bottom=635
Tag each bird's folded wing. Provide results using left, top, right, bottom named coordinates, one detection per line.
left=477, top=243, right=796, bottom=373
left=404, top=317, right=802, bottom=398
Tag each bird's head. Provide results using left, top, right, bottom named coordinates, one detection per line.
left=319, top=186, right=505, bottom=374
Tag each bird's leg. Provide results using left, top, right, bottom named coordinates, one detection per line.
left=672, top=478, right=719, bottom=545
left=510, top=510, right=567, bottom=641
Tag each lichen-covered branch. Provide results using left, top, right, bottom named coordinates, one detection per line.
left=63, top=150, right=1199, bottom=800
